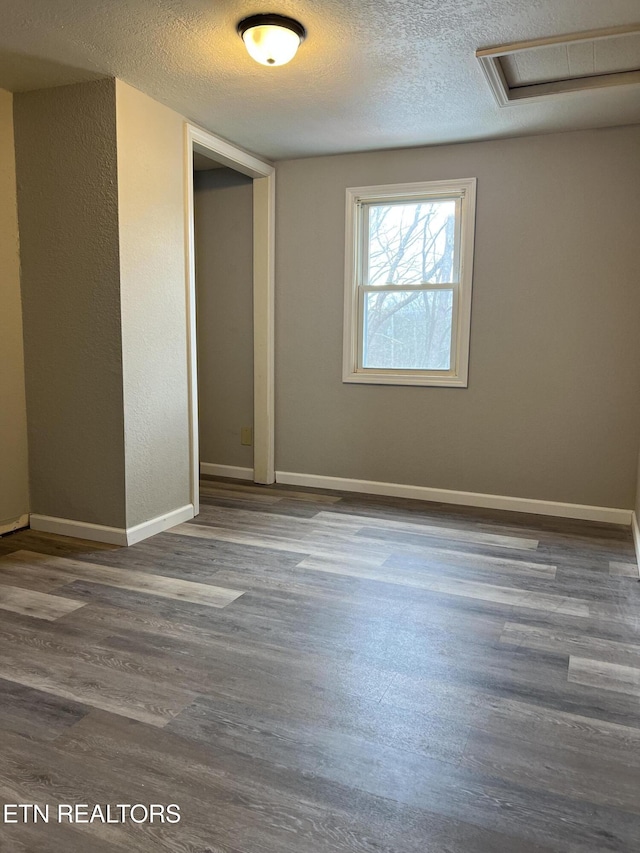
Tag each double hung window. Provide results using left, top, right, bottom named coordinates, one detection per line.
left=343, top=178, right=477, bottom=386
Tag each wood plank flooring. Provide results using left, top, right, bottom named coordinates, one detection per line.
left=0, top=476, right=639, bottom=851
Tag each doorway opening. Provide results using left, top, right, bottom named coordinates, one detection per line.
left=185, top=125, right=275, bottom=515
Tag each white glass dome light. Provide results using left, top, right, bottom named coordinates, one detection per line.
left=237, top=14, right=306, bottom=67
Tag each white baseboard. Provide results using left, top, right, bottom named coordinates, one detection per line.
left=200, top=463, right=254, bottom=481
left=632, top=512, right=640, bottom=573
left=30, top=504, right=194, bottom=547
left=30, top=515, right=128, bottom=545
left=275, top=471, right=632, bottom=526
left=0, top=513, right=30, bottom=537
left=125, top=504, right=195, bottom=545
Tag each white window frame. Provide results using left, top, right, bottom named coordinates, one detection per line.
left=342, top=177, right=477, bottom=387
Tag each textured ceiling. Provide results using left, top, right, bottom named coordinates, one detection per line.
left=1, top=0, right=639, bottom=159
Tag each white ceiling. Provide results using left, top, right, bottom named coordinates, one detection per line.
left=1, top=0, right=639, bottom=160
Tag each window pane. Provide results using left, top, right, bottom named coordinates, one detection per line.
left=367, top=199, right=457, bottom=286
left=363, top=290, right=453, bottom=370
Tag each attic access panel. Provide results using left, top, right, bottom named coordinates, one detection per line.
left=477, top=25, right=640, bottom=106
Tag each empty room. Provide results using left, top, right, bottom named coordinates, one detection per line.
left=1, top=1, right=640, bottom=851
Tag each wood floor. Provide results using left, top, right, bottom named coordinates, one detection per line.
left=0, top=476, right=639, bottom=852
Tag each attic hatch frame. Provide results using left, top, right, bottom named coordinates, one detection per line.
left=476, top=24, right=640, bottom=106
left=185, top=123, right=276, bottom=513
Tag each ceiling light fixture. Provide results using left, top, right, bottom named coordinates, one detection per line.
left=237, top=14, right=306, bottom=66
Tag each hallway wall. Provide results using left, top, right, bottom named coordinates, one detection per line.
left=195, top=167, right=254, bottom=471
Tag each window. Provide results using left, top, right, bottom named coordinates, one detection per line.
left=342, top=178, right=477, bottom=387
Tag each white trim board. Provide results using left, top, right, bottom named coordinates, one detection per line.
left=0, top=513, right=29, bottom=537
left=185, top=123, right=275, bottom=494
left=200, top=463, right=254, bottom=481
left=30, top=504, right=194, bottom=547
left=275, top=471, right=632, bottom=526
left=632, top=512, right=640, bottom=572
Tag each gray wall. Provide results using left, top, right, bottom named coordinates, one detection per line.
left=195, top=168, right=253, bottom=469
left=636, top=453, right=640, bottom=524
left=14, top=78, right=192, bottom=532
left=275, top=125, right=640, bottom=509
left=115, top=80, right=191, bottom=527
left=14, top=79, right=127, bottom=527
left=0, top=88, right=29, bottom=531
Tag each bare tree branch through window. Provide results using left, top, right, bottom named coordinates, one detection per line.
left=363, top=200, right=456, bottom=370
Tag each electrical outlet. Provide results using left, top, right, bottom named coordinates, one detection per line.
left=240, top=427, right=253, bottom=446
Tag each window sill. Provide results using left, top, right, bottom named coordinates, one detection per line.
left=342, top=370, right=468, bottom=388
